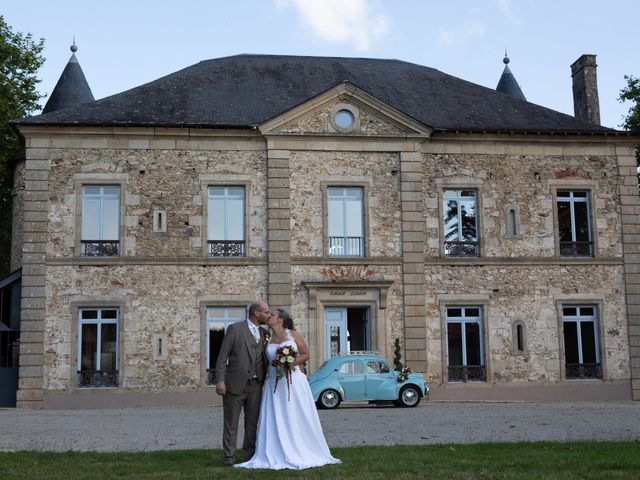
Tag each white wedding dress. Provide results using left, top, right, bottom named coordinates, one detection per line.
left=235, top=330, right=341, bottom=470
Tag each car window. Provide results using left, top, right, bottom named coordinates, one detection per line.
left=366, top=361, right=390, bottom=374
left=338, top=361, right=364, bottom=375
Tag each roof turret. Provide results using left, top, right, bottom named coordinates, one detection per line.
left=42, top=41, right=94, bottom=114
left=496, top=53, right=526, bottom=101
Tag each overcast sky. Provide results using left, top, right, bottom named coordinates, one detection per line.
left=3, top=0, right=639, bottom=129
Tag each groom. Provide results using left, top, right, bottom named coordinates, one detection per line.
left=215, top=300, right=270, bottom=466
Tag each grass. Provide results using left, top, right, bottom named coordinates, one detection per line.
left=1, top=442, right=639, bottom=479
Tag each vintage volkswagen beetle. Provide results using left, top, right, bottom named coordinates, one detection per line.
left=308, top=352, right=428, bottom=409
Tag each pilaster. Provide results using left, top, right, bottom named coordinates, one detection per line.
left=617, top=151, right=640, bottom=400
left=17, top=148, right=49, bottom=409
left=267, top=150, right=291, bottom=309
left=400, top=151, right=427, bottom=371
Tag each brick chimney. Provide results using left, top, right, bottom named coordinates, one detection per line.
left=571, top=54, right=600, bottom=125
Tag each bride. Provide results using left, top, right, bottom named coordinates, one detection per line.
left=235, top=308, right=341, bottom=470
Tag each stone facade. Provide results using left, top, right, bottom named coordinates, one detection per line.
left=11, top=161, right=25, bottom=272
left=11, top=85, right=640, bottom=408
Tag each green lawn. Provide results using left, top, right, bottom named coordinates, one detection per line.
left=1, top=442, right=639, bottom=479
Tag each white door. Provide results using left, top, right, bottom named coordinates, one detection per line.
left=324, top=308, right=348, bottom=360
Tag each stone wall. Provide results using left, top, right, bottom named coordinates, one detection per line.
left=423, top=153, right=622, bottom=258
left=11, top=160, right=25, bottom=272
left=289, top=151, right=401, bottom=257
left=425, top=264, right=629, bottom=384
left=44, top=264, right=267, bottom=391
left=47, top=148, right=267, bottom=258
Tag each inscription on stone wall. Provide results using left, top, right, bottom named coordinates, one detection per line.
left=329, top=289, right=368, bottom=296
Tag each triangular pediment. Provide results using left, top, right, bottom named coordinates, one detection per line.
left=259, top=82, right=432, bottom=137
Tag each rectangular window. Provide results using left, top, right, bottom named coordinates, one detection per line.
left=208, top=186, right=245, bottom=257
left=81, top=186, right=120, bottom=256
left=443, top=189, right=479, bottom=257
left=77, top=308, right=119, bottom=387
left=562, top=305, right=601, bottom=379
left=557, top=190, right=593, bottom=257
left=328, top=187, right=364, bottom=257
left=206, top=306, right=246, bottom=384
left=446, top=306, right=485, bottom=382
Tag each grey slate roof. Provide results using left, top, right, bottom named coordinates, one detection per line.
left=41, top=53, right=94, bottom=114
left=16, top=54, right=612, bottom=133
left=496, top=64, right=526, bottom=101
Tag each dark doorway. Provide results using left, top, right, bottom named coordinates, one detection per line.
left=0, top=270, right=21, bottom=407
left=347, top=307, right=369, bottom=352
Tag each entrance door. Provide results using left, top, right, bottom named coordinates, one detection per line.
left=324, top=308, right=347, bottom=360
left=324, top=307, right=370, bottom=361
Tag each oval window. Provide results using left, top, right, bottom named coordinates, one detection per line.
left=335, top=109, right=355, bottom=129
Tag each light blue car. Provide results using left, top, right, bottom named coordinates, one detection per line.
left=308, top=352, right=429, bottom=409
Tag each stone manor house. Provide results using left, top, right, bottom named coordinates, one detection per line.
left=2, top=46, right=639, bottom=408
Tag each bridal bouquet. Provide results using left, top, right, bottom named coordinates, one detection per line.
left=272, top=345, right=299, bottom=400
left=397, top=366, right=412, bottom=383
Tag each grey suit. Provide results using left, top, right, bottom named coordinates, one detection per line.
left=215, top=321, right=268, bottom=464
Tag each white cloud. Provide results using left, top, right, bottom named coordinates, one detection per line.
left=277, top=0, right=390, bottom=51
left=495, top=0, right=519, bottom=24
left=437, top=21, right=486, bottom=47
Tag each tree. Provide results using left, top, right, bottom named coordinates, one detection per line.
left=0, top=16, right=44, bottom=277
left=619, top=75, right=640, bottom=188
left=393, top=337, right=403, bottom=371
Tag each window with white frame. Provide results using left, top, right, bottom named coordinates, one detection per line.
left=443, top=189, right=479, bottom=257
left=208, top=186, right=245, bottom=257
left=81, top=185, right=120, bottom=256
left=446, top=306, right=485, bottom=382
left=206, top=306, right=247, bottom=384
left=327, top=187, right=364, bottom=257
left=562, top=305, right=601, bottom=379
left=556, top=190, right=593, bottom=257
left=77, top=308, right=119, bottom=387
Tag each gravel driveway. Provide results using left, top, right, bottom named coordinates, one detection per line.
left=1, top=401, right=639, bottom=452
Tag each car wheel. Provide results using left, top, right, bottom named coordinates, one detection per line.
left=318, top=389, right=341, bottom=409
left=398, top=385, right=421, bottom=408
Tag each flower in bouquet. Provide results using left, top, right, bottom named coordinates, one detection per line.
left=272, top=345, right=299, bottom=400
left=397, top=366, right=412, bottom=383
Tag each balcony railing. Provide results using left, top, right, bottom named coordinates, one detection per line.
left=448, top=365, right=486, bottom=382
left=208, top=240, right=245, bottom=257
left=81, top=240, right=120, bottom=257
left=445, top=241, right=479, bottom=257
left=77, top=370, right=119, bottom=387
left=560, top=241, right=593, bottom=257
left=328, top=236, right=364, bottom=257
left=565, top=362, right=601, bottom=379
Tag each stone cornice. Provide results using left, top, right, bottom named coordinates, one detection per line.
left=16, top=125, right=263, bottom=139
left=424, top=256, right=624, bottom=266
left=291, top=256, right=402, bottom=265
left=45, top=256, right=624, bottom=267
left=46, top=256, right=268, bottom=266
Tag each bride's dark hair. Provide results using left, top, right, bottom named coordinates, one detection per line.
left=277, top=309, right=295, bottom=330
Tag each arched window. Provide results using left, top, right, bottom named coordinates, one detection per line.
left=511, top=320, right=527, bottom=355
left=504, top=205, right=522, bottom=239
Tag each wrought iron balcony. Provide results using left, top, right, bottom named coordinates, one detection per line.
left=447, top=365, right=486, bottom=382
left=444, top=241, right=479, bottom=257
left=328, top=236, right=364, bottom=257
left=77, top=370, right=119, bottom=387
left=565, top=362, right=601, bottom=379
left=208, top=240, right=245, bottom=257
left=559, top=241, right=593, bottom=257
left=81, top=240, right=120, bottom=257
